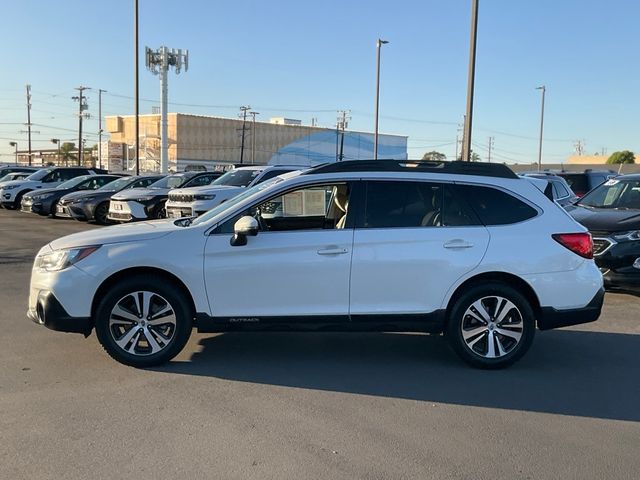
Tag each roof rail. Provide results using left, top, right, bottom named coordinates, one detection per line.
left=305, top=160, right=518, bottom=179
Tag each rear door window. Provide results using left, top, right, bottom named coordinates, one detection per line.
left=453, top=184, right=538, bottom=225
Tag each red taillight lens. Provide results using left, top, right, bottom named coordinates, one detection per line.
left=552, top=233, right=593, bottom=259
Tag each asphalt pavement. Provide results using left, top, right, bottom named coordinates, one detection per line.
left=1, top=209, right=639, bottom=480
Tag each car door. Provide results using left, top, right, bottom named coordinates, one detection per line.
left=203, top=181, right=356, bottom=321
left=349, top=180, right=490, bottom=317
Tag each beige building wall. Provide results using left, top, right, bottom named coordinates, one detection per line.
left=566, top=154, right=640, bottom=165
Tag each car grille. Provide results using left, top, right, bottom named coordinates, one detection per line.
left=592, top=237, right=614, bottom=256
left=169, top=194, right=194, bottom=203
left=21, top=203, right=32, bottom=213
left=108, top=212, right=132, bottom=220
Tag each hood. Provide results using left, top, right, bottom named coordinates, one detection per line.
left=0, top=179, right=39, bottom=190
left=568, top=205, right=640, bottom=233
left=171, top=185, right=244, bottom=196
left=61, top=189, right=111, bottom=202
left=111, top=187, right=168, bottom=200
left=49, top=219, right=178, bottom=250
left=24, top=187, right=60, bottom=198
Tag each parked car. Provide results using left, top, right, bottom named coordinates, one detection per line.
left=21, top=175, right=123, bottom=216
left=166, top=165, right=299, bottom=218
left=29, top=160, right=603, bottom=369
left=0, top=166, right=39, bottom=179
left=107, top=171, right=219, bottom=222
left=567, top=174, right=640, bottom=292
left=519, top=172, right=578, bottom=207
left=0, top=167, right=107, bottom=209
left=0, top=171, right=32, bottom=184
left=57, top=175, right=165, bottom=224
left=555, top=169, right=617, bottom=198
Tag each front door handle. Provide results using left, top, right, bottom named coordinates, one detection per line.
left=444, top=239, right=474, bottom=249
left=317, top=247, right=348, bottom=255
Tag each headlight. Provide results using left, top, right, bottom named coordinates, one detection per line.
left=135, top=196, right=155, bottom=202
left=612, top=231, right=640, bottom=242
left=3, top=185, right=18, bottom=190
left=194, top=194, right=215, bottom=201
left=31, top=193, right=54, bottom=201
left=35, top=246, right=101, bottom=272
left=73, top=197, right=93, bottom=203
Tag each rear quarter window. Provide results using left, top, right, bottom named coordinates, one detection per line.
left=453, top=184, right=538, bottom=225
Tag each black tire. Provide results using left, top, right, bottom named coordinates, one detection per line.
left=12, top=190, right=28, bottom=210
left=93, top=202, right=111, bottom=225
left=50, top=201, right=59, bottom=217
left=94, top=276, right=193, bottom=368
left=446, top=282, right=535, bottom=369
left=151, top=202, right=166, bottom=219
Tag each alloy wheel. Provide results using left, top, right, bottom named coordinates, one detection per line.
left=108, top=291, right=177, bottom=356
left=460, top=296, right=524, bottom=359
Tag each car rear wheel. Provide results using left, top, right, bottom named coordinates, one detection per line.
left=95, top=276, right=193, bottom=368
left=446, top=282, right=535, bottom=369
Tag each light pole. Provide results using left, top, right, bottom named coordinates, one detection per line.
left=374, top=38, right=389, bottom=160
left=9, top=141, right=18, bottom=164
left=536, top=85, right=546, bottom=171
left=462, top=0, right=479, bottom=162
left=50, top=138, right=60, bottom=165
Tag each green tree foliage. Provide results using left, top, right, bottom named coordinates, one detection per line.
left=59, top=142, right=77, bottom=166
left=606, top=150, right=635, bottom=164
left=422, top=151, right=447, bottom=161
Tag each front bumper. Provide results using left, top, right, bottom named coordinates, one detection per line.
left=593, top=237, right=640, bottom=292
left=538, top=287, right=604, bottom=330
left=28, top=290, right=92, bottom=336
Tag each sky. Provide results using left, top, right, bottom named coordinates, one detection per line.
left=1, top=0, right=639, bottom=165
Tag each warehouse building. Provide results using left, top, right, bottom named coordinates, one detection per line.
left=104, top=113, right=408, bottom=172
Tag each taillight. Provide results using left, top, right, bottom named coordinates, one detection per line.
left=552, top=233, right=593, bottom=259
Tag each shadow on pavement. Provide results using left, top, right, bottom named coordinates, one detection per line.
left=156, top=330, right=640, bottom=422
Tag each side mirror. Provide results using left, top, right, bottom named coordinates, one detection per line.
left=230, top=215, right=259, bottom=246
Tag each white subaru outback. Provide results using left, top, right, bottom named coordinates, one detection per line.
left=28, top=160, right=604, bottom=369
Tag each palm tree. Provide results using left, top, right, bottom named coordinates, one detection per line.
left=59, top=142, right=77, bottom=166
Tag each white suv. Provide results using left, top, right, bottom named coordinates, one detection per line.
left=165, top=165, right=298, bottom=218
left=28, top=160, right=604, bottom=369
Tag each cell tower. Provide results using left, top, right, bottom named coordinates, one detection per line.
left=145, top=46, right=189, bottom=173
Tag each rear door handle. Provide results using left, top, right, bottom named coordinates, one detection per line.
left=444, top=240, right=474, bottom=249
left=317, top=247, right=348, bottom=255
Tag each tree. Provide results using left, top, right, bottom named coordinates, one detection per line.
left=470, top=151, right=481, bottom=162
left=59, top=142, right=77, bottom=166
left=422, top=151, right=447, bottom=161
left=606, top=150, right=635, bottom=165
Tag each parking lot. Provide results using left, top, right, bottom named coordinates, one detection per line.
left=1, top=209, right=639, bottom=479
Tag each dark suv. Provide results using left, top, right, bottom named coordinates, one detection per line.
left=519, top=172, right=578, bottom=207
left=556, top=169, right=617, bottom=198
left=568, top=174, right=640, bottom=292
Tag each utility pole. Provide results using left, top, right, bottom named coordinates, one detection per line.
left=98, top=89, right=106, bottom=169
left=239, top=105, right=250, bottom=164
left=337, top=110, right=350, bottom=161
left=25, top=84, right=32, bottom=165
left=146, top=46, right=189, bottom=173
left=455, top=119, right=464, bottom=160
left=249, top=111, right=259, bottom=164
left=374, top=38, right=389, bottom=160
left=134, top=0, right=139, bottom=174
left=462, top=0, right=479, bottom=161
left=536, top=85, right=546, bottom=171
left=487, top=136, right=494, bottom=162
left=72, top=86, right=90, bottom=166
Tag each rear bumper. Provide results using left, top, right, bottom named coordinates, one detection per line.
left=538, top=287, right=604, bottom=330
left=28, top=291, right=92, bottom=336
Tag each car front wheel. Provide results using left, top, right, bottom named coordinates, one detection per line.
left=94, top=276, right=193, bottom=367
left=446, top=283, right=535, bottom=369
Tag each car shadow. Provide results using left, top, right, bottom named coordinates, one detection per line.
left=155, top=330, right=640, bottom=422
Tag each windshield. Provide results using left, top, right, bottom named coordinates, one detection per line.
left=578, top=179, right=640, bottom=209
left=191, top=178, right=280, bottom=226
left=149, top=174, right=191, bottom=189
left=57, top=176, right=91, bottom=189
left=98, top=176, right=131, bottom=191
left=211, top=169, right=261, bottom=187
left=25, top=168, right=52, bottom=181
left=0, top=173, right=20, bottom=182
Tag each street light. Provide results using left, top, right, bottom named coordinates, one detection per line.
left=51, top=139, right=61, bottom=165
left=374, top=38, right=389, bottom=161
left=8, top=141, right=18, bottom=164
left=536, top=85, right=546, bottom=171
